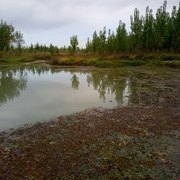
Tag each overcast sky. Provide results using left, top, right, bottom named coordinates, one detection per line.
left=0, top=0, right=179, bottom=47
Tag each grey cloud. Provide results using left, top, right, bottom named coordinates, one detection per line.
left=1, top=0, right=178, bottom=29
left=0, top=0, right=76, bottom=31
left=0, top=0, right=179, bottom=46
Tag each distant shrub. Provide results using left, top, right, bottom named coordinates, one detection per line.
left=83, top=59, right=97, bottom=66
left=135, top=54, right=144, bottom=60
left=0, top=59, right=7, bottom=63
left=96, top=61, right=114, bottom=68
left=158, top=53, right=180, bottom=61
left=121, top=60, right=145, bottom=67
left=95, top=60, right=144, bottom=68
left=143, top=55, right=155, bottom=60
left=50, top=59, right=59, bottom=65
left=161, top=55, right=177, bottom=61
left=161, top=60, right=180, bottom=68
left=32, top=53, right=51, bottom=60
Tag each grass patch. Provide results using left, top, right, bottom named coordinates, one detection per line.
left=95, top=61, right=114, bottom=68
left=120, top=60, right=145, bottom=67
left=158, top=60, right=180, bottom=68
left=160, top=54, right=180, bottom=61
left=1, top=52, right=180, bottom=69
left=95, top=60, right=145, bottom=68
left=0, top=52, right=52, bottom=65
left=31, top=53, right=51, bottom=61
left=0, top=56, right=32, bottom=64
left=49, top=54, right=98, bottom=66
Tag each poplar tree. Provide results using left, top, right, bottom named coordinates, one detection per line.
left=14, top=31, right=24, bottom=53
left=98, top=27, right=106, bottom=53
left=70, top=35, right=79, bottom=53
left=142, top=6, right=155, bottom=51
left=0, top=20, right=14, bottom=51
left=154, top=0, right=169, bottom=50
left=116, top=20, right=128, bottom=52
left=85, top=0, right=179, bottom=53
left=107, top=29, right=116, bottom=53
left=173, top=3, right=180, bottom=51
left=130, top=8, right=143, bottom=50
left=91, top=31, right=99, bottom=53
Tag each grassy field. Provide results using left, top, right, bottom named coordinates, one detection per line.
left=0, top=52, right=180, bottom=68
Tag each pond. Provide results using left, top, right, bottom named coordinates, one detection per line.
left=0, top=65, right=133, bottom=131
left=0, top=65, right=179, bottom=131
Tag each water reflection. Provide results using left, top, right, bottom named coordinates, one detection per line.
left=122, top=78, right=131, bottom=106
left=0, top=66, right=132, bottom=130
left=86, top=72, right=130, bottom=105
left=0, top=66, right=132, bottom=107
left=0, top=66, right=52, bottom=106
left=71, top=74, right=80, bottom=90
left=0, top=69, right=27, bottom=106
left=1, top=65, right=176, bottom=131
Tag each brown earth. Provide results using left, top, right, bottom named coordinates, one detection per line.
left=0, top=106, right=179, bottom=179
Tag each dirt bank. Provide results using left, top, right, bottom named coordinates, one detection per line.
left=0, top=106, right=179, bottom=179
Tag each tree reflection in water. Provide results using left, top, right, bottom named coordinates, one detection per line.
left=86, top=72, right=131, bottom=105
left=71, top=74, right=80, bottom=90
left=69, top=70, right=132, bottom=106
left=0, top=66, right=132, bottom=107
left=0, top=69, right=27, bottom=106
left=0, top=66, right=51, bottom=106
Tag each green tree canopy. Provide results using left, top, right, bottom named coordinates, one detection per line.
left=0, top=20, right=24, bottom=52
left=70, top=35, right=79, bottom=53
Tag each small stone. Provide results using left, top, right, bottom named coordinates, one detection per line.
left=49, top=141, right=56, bottom=145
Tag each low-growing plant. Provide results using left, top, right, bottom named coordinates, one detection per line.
left=95, top=61, right=114, bottom=68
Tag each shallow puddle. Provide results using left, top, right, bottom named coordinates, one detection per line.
left=0, top=65, right=179, bottom=130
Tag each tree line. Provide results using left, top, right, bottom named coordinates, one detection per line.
left=0, top=0, right=180, bottom=55
left=0, top=19, right=79, bottom=55
left=86, top=0, right=180, bottom=53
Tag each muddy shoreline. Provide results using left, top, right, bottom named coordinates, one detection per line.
left=0, top=106, right=180, bottom=179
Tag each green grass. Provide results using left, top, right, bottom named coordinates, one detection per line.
left=95, top=60, right=145, bottom=68
left=155, top=60, right=180, bottom=68
left=1, top=52, right=180, bottom=68
left=95, top=61, right=114, bottom=68
left=0, top=55, right=33, bottom=64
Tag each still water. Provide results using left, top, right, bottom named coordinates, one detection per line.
left=0, top=65, right=132, bottom=131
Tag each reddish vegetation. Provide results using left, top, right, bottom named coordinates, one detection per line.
left=0, top=106, right=179, bottom=179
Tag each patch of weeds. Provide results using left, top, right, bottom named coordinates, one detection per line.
left=0, top=59, right=7, bottom=63
left=32, top=53, right=51, bottom=60
left=83, top=59, right=97, bottom=66
left=18, top=56, right=34, bottom=62
left=160, top=54, right=180, bottom=61
left=120, top=60, right=145, bottom=67
left=50, top=59, right=59, bottom=65
left=152, top=60, right=180, bottom=68
left=95, top=60, right=145, bottom=68
left=95, top=61, right=114, bottom=68
left=161, top=60, right=180, bottom=68
left=79, top=131, right=178, bottom=179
